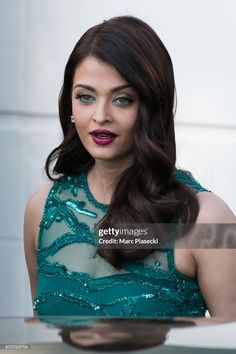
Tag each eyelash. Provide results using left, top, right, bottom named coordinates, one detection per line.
left=75, top=94, right=134, bottom=107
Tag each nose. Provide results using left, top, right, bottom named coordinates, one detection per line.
left=92, top=100, right=112, bottom=124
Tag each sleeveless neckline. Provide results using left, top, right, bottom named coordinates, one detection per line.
left=78, top=169, right=208, bottom=213
left=80, top=171, right=110, bottom=211
left=34, top=169, right=208, bottom=317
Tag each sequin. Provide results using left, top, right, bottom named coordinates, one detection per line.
left=66, top=200, right=97, bottom=218
left=34, top=170, right=208, bottom=317
left=79, top=172, right=109, bottom=212
left=55, top=215, right=62, bottom=222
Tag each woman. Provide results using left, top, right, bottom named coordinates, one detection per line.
left=24, top=16, right=236, bottom=319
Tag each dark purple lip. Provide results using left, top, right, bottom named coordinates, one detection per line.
left=90, top=129, right=117, bottom=137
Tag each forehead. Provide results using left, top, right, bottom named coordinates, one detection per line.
left=73, top=56, right=128, bottom=86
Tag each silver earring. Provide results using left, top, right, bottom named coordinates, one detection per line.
left=70, top=115, right=75, bottom=123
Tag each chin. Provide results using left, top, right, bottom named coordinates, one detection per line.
left=92, top=154, right=119, bottom=161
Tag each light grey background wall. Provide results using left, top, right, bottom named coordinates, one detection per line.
left=0, top=0, right=235, bottom=319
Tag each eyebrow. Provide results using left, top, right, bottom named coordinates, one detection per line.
left=73, top=84, right=132, bottom=93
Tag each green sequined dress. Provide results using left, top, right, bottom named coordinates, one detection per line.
left=34, top=170, right=208, bottom=317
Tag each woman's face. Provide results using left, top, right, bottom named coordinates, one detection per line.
left=72, top=56, right=139, bottom=167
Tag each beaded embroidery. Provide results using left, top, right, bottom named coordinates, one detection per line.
left=34, top=170, right=208, bottom=317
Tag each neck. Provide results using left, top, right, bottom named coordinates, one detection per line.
left=87, top=159, right=133, bottom=204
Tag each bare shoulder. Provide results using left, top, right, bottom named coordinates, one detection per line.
left=25, top=182, right=53, bottom=212
left=192, top=192, right=236, bottom=318
left=24, top=182, right=53, bottom=225
left=196, top=191, right=236, bottom=223
left=191, top=192, right=236, bottom=276
left=24, top=182, right=53, bottom=250
left=24, top=182, right=53, bottom=310
left=191, top=193, right=236, bottom=317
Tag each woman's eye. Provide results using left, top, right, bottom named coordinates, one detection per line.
left=77, top=94, right=95, bottom=103
left=114, top=97, right=133, bottom=106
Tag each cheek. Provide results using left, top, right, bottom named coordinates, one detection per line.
left=75, top=122, right=88, bottom=141
left=73, top=116, right=89, bottom=142
left=124, top=112, right=138, bottom=133
left=129, top=105, right=139, bottom=124
left=72, top=99, right=93, bottom=119
left=73, top=110, right=91, bottom=131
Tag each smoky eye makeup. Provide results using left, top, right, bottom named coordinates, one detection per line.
left=113, top=96, right=134, bottom=107
left=76, top=94, right=95, bottom=103
left=73, top=87, right=138, bottom=107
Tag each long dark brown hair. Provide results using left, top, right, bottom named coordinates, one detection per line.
left=45, top=16, right=199, bottom=268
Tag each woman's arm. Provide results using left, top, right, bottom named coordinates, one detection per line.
left=192, top=192, right=236, bottom=319
left=23, top=183, right=52, bottom=316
